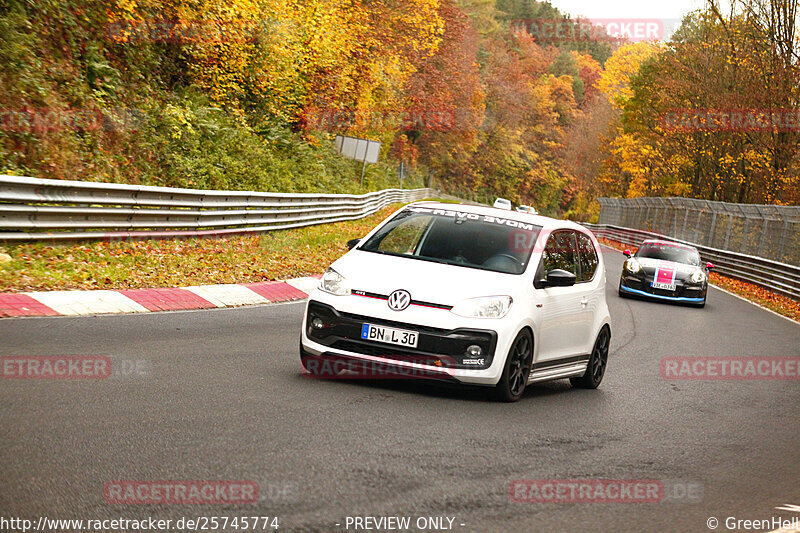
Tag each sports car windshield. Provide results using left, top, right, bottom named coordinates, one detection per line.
left=360, top=208, right=542, bottom=275
left=636, top=243, right=701, bottom=266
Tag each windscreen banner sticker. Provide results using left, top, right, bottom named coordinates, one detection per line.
left=407, top=207, right=536, bottom=230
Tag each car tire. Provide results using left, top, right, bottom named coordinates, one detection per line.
left=494, top=330, right=534, bottom=403
left=570, top=325, right=610, bottom=390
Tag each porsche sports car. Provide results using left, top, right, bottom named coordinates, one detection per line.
left=300, top=201, right=612, bottom=402
left=618, top=240, right=714, bottom=307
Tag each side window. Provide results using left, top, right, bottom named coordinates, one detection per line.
left=540, top=231, right=578, bottom=277
left=577, top=233, right=599, bottom=282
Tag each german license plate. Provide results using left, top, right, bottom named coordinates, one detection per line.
left=361, top=323, right=419, bottom=348
left=652, top=281, right=676, bottom=291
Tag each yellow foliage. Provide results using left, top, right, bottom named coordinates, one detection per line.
left=108, top=0, right=443, bottom=125
left=597, top=42, right=662, bottom=109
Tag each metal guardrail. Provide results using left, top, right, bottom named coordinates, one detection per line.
left=0, top=175, right=436, bottom=241
left=584, top=223, right=800, bottom=301
left=597, top=197, right=800, bottom=266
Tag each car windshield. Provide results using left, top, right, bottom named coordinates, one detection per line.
left=359, top=207, right=542, bottom=275
left=636, top=242, right=701, bottom=266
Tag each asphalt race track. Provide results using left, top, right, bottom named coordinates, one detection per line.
left=1, top=247, right=799, bottom=532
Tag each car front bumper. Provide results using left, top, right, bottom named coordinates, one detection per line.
left=620, top=274, right=707, bottom=303
left=299, top=291, right=516, bottom=386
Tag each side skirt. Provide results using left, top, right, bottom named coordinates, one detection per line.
left=528, top=356, right=590, bottom=384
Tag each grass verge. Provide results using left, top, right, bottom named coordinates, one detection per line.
left=0, top=205, right=406, bottom=292
left=598, top=238, right=800, bottom=323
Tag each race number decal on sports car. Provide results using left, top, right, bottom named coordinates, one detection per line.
left=652, top=263, right=677, bottom=291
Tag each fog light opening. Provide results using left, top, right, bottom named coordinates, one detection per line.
left=311, top=317, right=325, bottom=330
left=466, top=345, right=483, bottom=358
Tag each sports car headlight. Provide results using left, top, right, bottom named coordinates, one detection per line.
left=625, top=258, right=641, bottom=274
left=691, top=270, right=706, bottom=284
left=451, top=296, right=513, bottom=319
left=319, top=268, right=350, bottom=296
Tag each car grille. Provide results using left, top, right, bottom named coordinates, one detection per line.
left=306, top=301, right=496, bottom=369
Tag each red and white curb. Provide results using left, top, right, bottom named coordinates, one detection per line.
left=0, top=277, right=321, bottom=318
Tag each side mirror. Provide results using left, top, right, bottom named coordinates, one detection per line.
left=706, top=262, right=714, bottom=270
left=543, top=269, right=577, bottom=288
left=623, top=249, right=632, bottom=258
left=346, top=239, right=361, bottom=250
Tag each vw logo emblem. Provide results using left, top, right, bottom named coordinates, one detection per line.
left=387, top=290, right=412, bottom=311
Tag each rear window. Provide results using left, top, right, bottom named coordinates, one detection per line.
left=360, top=207, right=542, bottom=275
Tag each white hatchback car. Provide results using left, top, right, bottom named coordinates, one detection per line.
left=300, top=202, right=611, bottom=402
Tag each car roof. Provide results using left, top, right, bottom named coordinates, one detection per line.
left=408, top=201, right=585, bottom=232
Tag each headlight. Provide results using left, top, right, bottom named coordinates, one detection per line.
left=625, top=258, right=641, bottom=274
left=691, top=270, right=706, bottom=284
left=319, top=268, right=350, bottom=296
left=451, top=296, right=513, bottom=319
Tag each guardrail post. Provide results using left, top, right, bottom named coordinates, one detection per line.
left=757, top=218, right=769, bottom=259
left=724, top=214, right=733, bottom=250
left=708, top=212, right=718, bottom=248
left=740, top=217, right=749, bottom=253
left=778, top=220, right=789, bottom=263
left=656, top=206, right=663, bottom=232
left=681, top=209, right=690, bottom=240
left=672, top=209, right=679, bottom=238
left=693, top=209, right=702, bottom=243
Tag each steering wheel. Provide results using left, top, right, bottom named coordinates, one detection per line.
left=488, top=253, right=520, bottom=265
left=483, top=253, right=523, bottom=272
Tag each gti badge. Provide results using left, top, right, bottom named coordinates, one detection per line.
left=387, top=290, right=412, bottom=311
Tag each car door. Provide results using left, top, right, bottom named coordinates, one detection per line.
left=575, top=231, right=602, bottom=355
left=534, top=230, right=594, bottom=363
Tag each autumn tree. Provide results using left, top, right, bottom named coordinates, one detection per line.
left=401, top=0, right=485, bottom=174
